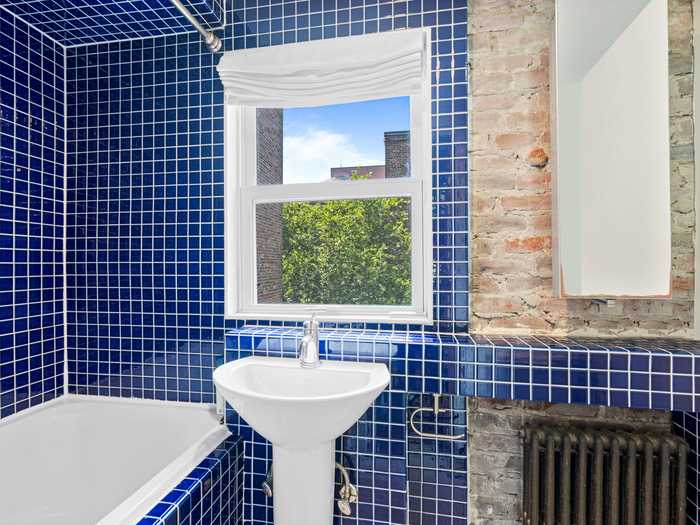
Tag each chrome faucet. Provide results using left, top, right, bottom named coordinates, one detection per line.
left=298, top=315, right=321, bottom=368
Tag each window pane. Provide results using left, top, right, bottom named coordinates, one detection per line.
left=256, top=197, right=412, bottom=305
left=256, top=97, right=411, bottom=186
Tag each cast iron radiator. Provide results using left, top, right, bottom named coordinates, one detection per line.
left=523, top=426, right=688, bottom=525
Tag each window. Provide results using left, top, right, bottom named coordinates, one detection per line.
left=218, top=29, right=432, bottom=322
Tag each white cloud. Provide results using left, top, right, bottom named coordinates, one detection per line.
left=283, top=127, right=382, bottom=184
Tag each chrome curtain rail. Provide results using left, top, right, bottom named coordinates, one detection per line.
left=169, top=0, right=222, bottom=53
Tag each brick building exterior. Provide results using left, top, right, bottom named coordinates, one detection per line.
left=384, top=130, right=411, bottom=178
left=255, top=108, right=284, bottom=303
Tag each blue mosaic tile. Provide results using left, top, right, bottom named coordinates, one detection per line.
left=64, top=0, right=469, bottom=406
left=226, top=386, right=468, bottom=525
left=0, top=7, right=65, bottom=420
left=407, top=394, right=467, bottom=525
left=0, top=0, right=225, bottom=47
left=139, top=435, right=244, bottom=525
left=227, top=326, right=700, bottom=412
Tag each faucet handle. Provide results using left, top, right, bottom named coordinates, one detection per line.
left=304, top=313, right=319, bottom=334
left=299, top=313, right=321, bottom=368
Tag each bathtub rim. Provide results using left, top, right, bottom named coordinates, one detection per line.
left=0, top=394, right=231, bottom=525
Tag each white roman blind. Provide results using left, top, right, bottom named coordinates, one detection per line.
left=216, top=28, right=430, bottom=108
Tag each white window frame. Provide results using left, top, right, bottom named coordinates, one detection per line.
left=220, top=30, right=433, bottom=323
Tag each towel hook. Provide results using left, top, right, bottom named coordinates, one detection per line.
left=409, top=393, right=465, bottom=441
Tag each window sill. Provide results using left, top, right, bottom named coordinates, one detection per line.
left=225, top=310, right=433, bottom=324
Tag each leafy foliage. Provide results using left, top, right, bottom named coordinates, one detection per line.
left=281, top=176, right=411, bottom=305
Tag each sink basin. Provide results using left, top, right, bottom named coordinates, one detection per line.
left=214, top=356, right=390, bottom=447
left=213, top=356, right=390, bottom=525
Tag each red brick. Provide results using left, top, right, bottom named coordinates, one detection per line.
left=504, top=236, right=551, bottom=253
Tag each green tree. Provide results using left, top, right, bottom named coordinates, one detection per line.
left=281, top=174, right=411, bottom=305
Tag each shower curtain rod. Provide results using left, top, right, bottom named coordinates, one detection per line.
left=169, top=0, right=222, bottom=53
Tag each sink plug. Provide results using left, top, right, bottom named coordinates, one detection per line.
left=336, top=462, right=358, bottom=516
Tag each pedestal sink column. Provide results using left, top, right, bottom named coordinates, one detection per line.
left=272, top=441, right=335, bottom=525
left=214, top=357, right=390, bottom=524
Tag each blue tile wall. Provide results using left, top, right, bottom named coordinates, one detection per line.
left=138, top=435, right=245, bottom=525
left=0, top=1, right=225, bottom=47
left=65, top=0, right=468, bottom=402
left=406, top=394, right=467, bottom=525
left=224, top=382, right=467, bottom=525
left=65, top=33, right=226, bottom=402
left=0, top=8, right=64, bottom=419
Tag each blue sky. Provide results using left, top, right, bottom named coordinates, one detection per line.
left=282, top=96, right=410, bottom=184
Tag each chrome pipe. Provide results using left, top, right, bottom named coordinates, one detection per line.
left=335, top=462, right=358, bottom=516
left=169, top=0, right=222, bottom=53
left=260, top=460, right=357, bottom=517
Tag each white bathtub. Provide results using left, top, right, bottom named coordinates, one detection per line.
left=0, top=394, right=230, bottom=525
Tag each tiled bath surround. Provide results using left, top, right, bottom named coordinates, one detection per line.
left=139, top=436, right=245, bottom=525
left=0, top=8, right=65, bottom=420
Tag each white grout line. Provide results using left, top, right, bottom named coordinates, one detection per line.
left=0, top=3, right=225, bottom=51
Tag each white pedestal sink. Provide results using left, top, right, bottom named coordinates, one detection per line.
left=213, top=356, right=390, bottom=525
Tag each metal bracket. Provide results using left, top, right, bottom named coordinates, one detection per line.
left=409, top=393, right=465, bottom=441
left=215, top=387, right=225, bottom=424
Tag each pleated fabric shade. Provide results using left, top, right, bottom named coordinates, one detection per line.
left=216, top=28, right=430, bottom=108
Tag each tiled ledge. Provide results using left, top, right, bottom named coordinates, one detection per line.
left=225, top=326, right=700, bottom=412
left=138, top=436, right=244, bottom=525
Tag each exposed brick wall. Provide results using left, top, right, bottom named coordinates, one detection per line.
left=384, top=130, right=410, bottom=178
left=256, top=108, right=284, bottom=303
left=467, top=398, right=671, bottom=523
left=469, top=0, right=695, bottom=337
